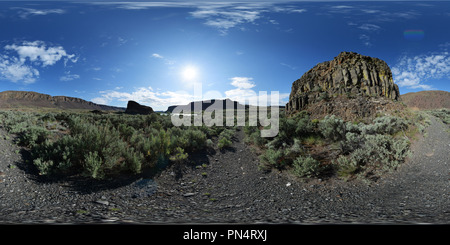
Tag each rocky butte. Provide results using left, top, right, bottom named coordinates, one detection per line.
left=125, top=100, right=154, bottom=115
left=286, top=52, right=404, bottom=121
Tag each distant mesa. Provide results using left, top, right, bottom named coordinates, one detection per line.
left=286, top=51, right=404, bottom=121
left=166, top=98, right=250, bottom=113
left=0, top=90, right=124, bottom=111
left=401, top=90, right=450, bottom=110
left=125, top=100, right=154, bottom=115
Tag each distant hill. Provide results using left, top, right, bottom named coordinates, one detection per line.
left=165, top=98, right=284, bottom=113
left=0, top=90, right=125, bottom=111
left=166, top=98, right=249, bottom=113
left=401, top=90, right=450, bottom=110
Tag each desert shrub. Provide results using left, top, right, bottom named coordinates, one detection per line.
left=84, top=151, right=103, bottom=179
left=338, top=134, right=410, bottom=178
left=318, top=115, right=346, bottom=141
left=361, top=116, right=408, bottom=135
left=170, top=147, right=189, bottom=163
left=427, top=108, right=450, bottom=124
left=217, top=128, right=235, bottom=149
left=217, top=137, right=232, bottom=149
left=277, top=117, right=297, bottom=143
left=340, top=132, right=364, bottom=154
left=184, top=129, right=207, bottom=151
left=33, top=158, right=54, bottom=176
left=292, top=155, right=326, bottom=178
left=206, top=139, right=214, bottom=148
left=17, top=125, right=49, bottom=147
left=292, top=112, right=315, bottom=136
left=260, top=148, right=286, bottom=170
left=334, top=155, right=358, bottom=180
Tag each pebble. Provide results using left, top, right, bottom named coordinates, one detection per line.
left=95, top=200, right=109, bottom=206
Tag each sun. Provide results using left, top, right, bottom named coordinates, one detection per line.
left=182, top=66, right=198, bottom=81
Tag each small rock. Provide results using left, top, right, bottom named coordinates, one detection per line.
left=286, top=182, right=291, bottom=187
left=95, top=200, right=109, bottom=206
left=183, top=193, right=195, bottom=197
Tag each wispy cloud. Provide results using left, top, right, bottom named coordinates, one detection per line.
left=152, top=53, right=164, bottom=59
left=14, top=7, right=65, bottom=19
left=280, top=62, right=297, bottom=70
left=151, top=53, right=175, bottom=65
left=359, top=34, right=372, bottom=47
left=60, top=73, right=80, bottom=82
left=392, top=52, right=450, bottom=90
left=358, top=23, right=381, bottom=32
left=191, top=6, right=263, bottom=35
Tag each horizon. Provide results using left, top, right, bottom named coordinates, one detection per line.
left=0, top=1, right=449, bottom=111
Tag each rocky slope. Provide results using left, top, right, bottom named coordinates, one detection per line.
left=401, top=90, right=450, bottom=110
left=286, top=52, right=403, bottom=121
left=0, top=91, right=124, bottom=111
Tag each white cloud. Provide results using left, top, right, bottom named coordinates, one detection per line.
left=5, top=41, right=77, bottom=67
left=0, top=55, right=39, bottom=84
left=91, top=87, right=195, bottom=111
left=392, top=52, right=450, bottom=90
left=225, top=76, right=288, bottom=106
left=0, top=41, right=76, bottom=84
left=91, top=97, right=109, bottom=105
left=92, top=77, right=289, bottom=110
left=230, top=77, right=256, bottom=89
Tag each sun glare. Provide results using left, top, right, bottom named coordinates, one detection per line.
left=182, top=66, right=198, bottom=81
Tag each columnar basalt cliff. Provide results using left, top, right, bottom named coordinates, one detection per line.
left=286, top=52, right=403, bottom=120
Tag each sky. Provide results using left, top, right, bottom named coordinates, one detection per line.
left=0, top=0, right=450, bottom=111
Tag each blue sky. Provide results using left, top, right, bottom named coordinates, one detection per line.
left=0, top=1, right=450, bottom=111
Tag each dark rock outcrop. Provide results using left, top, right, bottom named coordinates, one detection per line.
left=0, top=90, right=124, bottom=111
left=125, top=100, right=154, bottom=115
left=286, top=52, right=403, bottom=120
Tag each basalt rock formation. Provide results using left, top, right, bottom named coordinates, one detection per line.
left=0, top=90, right=124, bottom=111
left=286, top=52, right=403, bottom=121
left=125, top=100, right=154, bottom=115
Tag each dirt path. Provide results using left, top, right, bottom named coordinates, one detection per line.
left=0, top=117, right=449, bottom=224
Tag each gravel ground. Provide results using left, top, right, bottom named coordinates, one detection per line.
left=0, top=117, right=448, bottom=224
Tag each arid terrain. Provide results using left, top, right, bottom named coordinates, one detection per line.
left=401, top=90, right=450, bottom=110
left=0, top=113, right=448, bottom=224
